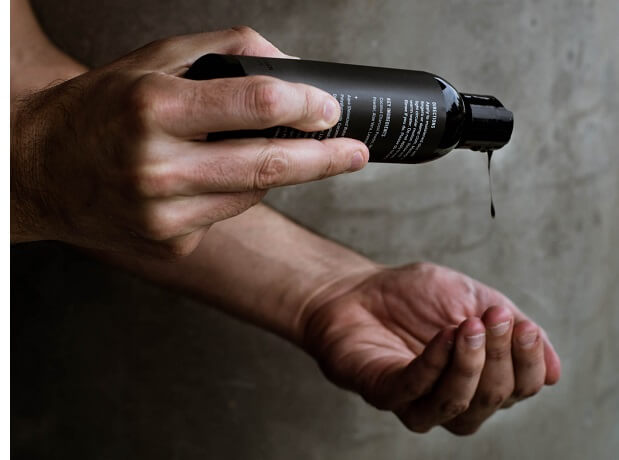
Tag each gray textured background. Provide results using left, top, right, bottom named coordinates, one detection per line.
left=12, top=0, right=619, bottom=458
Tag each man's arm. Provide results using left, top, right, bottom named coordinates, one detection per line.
left=11, top=0, right=87, bottom=97
left=10, top=1, right=373, bottom=338
left=12, top=1, right=560, bottom=435
left=10, top=1, right=367, bottom=252
left=97, top=203, right=378, bottom=344
left=96, top=202, right=561, bottom=436
left=11, top=0, right=88, bottom=243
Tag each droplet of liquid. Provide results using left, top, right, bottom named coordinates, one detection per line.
left=487, top=150, right=496, bottom=218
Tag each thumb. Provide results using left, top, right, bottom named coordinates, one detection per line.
left=130, top=27, right=294, bottom=74
left=364, top=328, right=455, bottom=411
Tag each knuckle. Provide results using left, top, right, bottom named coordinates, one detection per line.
left=419, top=355, right=444, bottom=375
left=174, top=236, right=200, bottom=257
left=478, top=391, right=510, bottom=409
left=127, top=74, right=162, bottom=127
left=139, top=205, right=177, bottom=241
left=486, top=346, right=512, bottom=361
left=513, top=383, right=544, bottom=400
left=147, top=36, right=182, bottom=55
left=521, top=360, right=540, bottom=372
left=254, top=144, right=290, bottom=189
left=454, top=361, right=482, bottom=379
left=303, top=87, right=313, bottom=119
left=411, top=261, right=432, bottom=271
left=129, top=167, right=171, bottom=198
left=398, top=413, right=432, bottom=434
left=411, top=261, right=440, bottom=280
left=440, top=400, right=470, bottom=418
left=161, top=35, right=184, bottom=51
left=402, top=380, right=426, bottom=399
left=227, top=26, right=279, bottom=57
left=317, top=144, right=338, bottom=180
left=404, top=359, right=443, bottom=397
left=247, top=78, right=285, bottom=123
left=408, top=423, right=432, bottom=434
left=160, top=235, right=201, bottom=260
left=230, top=25, right=260, bottom=41
left=447, top=423, right=480, bottom=436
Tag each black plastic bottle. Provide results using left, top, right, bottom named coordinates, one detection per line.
left=184, top=54, right=514, bottom=164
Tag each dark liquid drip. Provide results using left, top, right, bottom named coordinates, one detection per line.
left=487, top=150, right=495, bottom=218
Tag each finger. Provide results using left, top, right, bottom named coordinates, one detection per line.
left=442, top=306, right=515, bottom=435
left=126, top=226, right=208, bottom=261
left=541, top=329, right=562, bottom=385
left=155, top=228, right=208, bottom=259
left=135, top=191, right=265, bottom=241
left=223, top=25, right=292, bottom=58
left=476, top=282, right=561, bottom=385
left=147, top=137, right=368, bottom=196
left=504, top=320, right=546, bottom=406
left=156, top=75, right=340, bottom=138
left=398, top=318, right=486, bottom=433
left=129, top=27, right=289, bottom=73
left=370, top=327, right=455, bottom=411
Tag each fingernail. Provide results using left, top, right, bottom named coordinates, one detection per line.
left=348, top=151, right=365, bottom=172
left=323, top=99, right=340, bottom=124
left=465, top=333, right=486, bottom=349
left=489, top=320, right=511, bottom=337
left=517, top=331, right=538, bottom=349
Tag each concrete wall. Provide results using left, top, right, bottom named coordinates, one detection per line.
left=13, top=0, right=619, bottom=458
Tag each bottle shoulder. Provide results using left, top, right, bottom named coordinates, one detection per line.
left=435, top=77, right=466, bottom=153
left=410, top=76, right=466, bottom=163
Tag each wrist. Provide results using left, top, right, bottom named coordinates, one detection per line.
left=285, top=255, right=383, bottom=346
left=10, top=94, right=53, bottom=243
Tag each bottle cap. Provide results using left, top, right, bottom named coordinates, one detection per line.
left=456, top=94, right=514, bottom=151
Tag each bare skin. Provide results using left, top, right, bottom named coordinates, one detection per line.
left=105, top=206, right=560, bottom=435
left=11, top=0, right=560, bottom=435
left=11, top=21, right=368, bottom=257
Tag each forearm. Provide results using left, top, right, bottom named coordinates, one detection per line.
left=11, top=0, right=86, bottom=99
left=11, top=2, right=376, bottom=337
left=11, top=0, right=88, bottom=242
left=97, top=204, right=379, bottom=344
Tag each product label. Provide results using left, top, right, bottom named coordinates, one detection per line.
left=240, top=57, right=446, bottom=164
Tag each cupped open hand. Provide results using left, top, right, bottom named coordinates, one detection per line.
left=301, top=262, right=561, bottom=435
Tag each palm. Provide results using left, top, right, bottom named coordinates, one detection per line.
left=303, top=263, right=522, bottom=408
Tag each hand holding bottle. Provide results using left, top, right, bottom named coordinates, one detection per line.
left=11, top=27, right=369, bottom=257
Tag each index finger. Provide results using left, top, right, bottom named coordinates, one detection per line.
left=154, top=74, right=341, bottom=139
left=365, top=327, right=455, bottom=412
left=398, top=318, right=486, bottom=433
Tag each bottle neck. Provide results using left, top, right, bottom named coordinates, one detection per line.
left=456, top=94, right=514, bottom=151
